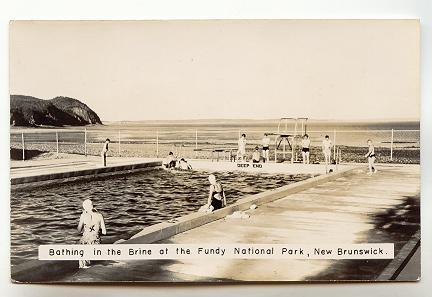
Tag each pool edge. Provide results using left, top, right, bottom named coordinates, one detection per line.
left=11, top=165, right=359, bottom=282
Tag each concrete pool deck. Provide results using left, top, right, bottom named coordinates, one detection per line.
left=47, top=163, right=419, bottom=282
left=10, top=156, right=162, bottom=187
left=10, top=156, right=354, bottom=187
left=10, top=156, right=161, bottom=178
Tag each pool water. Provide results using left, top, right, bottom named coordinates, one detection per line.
left=10, top=169, right=313, bottom=265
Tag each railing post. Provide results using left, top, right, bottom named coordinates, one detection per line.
left=390, top=129, right=394, bottom=161
left=156, top=130, right=159, bottom=158
left=291, top=138, right=294, bottom=164
left=84, top=128, right=87, bottom=157
left=333, top=129, right=337, bottom=161
left=195, top=129, right=198, bottom=159
left=21, top=132, right=25, bottom=161
left=118, top=130, right=121, bottom=157
left=56, top=131, right=59, bottom=158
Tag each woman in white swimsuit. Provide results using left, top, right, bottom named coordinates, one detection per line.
left=77, top=199, right=106, bottom=268
left=237, top=134, right=247, bottom=162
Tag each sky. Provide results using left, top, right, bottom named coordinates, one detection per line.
left=9, top=20, right=420, bottom=121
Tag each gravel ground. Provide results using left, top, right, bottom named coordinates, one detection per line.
left=10, top=142, right=420, bottom=164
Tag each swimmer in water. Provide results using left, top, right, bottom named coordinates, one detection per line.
left=207, top=174, right=227, bottom=211
left=262, top=133, right=271, bottom=163
left=365, top=139, right=377, bottom=175
left=322, top=135, right=333, bottom=166
left=77, top=199, right=106, bottom=269
left=301, top=134, right=311, bottom=164
left=100, top=138, right=110, bottom=167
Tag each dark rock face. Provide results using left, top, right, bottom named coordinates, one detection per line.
left=10, top=95, right=102, bottom=127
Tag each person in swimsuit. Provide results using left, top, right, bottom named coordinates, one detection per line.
left=301, top=134, right=311, bottom=164
left=164, top=152, right=177, bottom=169
left=365, top=139, right=377, bottom=175
left=178, top=158, right=192, bottom=170
left=237, top=134, right=247, bottom=162
left=252, top=146, right=261, bottom=163
left=262, top=133, right=271, bottom=163
left=322, top=135, right=333, bottom=165
left=207, top=174, right=227, bottom=211
left=77, top=199, right=106, bottom=268
left=100, top=138, right=110, bottom=167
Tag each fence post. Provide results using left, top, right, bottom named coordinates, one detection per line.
left=118, top=130, right=121, bottom=157
left=333, top=129, right=337, bottom=161
left=84, top=128, right=87, bottom=157
left=21, top=132, right=25, bottom=161
left=156, top=130, right=159, bottom=158
left=195, top=129, right=198, bottom=159
left=390, top=129, right=394, bottom=161
left=291, top=138, right=294, bottom=164
left=56, top=131, right=59, bottom=158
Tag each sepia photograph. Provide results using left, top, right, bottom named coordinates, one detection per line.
left=9, top=19, right=420, bottom=283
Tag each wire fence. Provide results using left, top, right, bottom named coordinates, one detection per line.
left=10, top=128, right=420, bottom=164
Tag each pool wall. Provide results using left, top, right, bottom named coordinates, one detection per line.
left=11, top=166, right=358, bottom=282
left=11, top=160, right=162, bottom=189
left=188, top=160, right=351, bottom=175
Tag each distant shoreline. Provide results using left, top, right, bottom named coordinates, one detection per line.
left=8, top=117, right=420, bottom=129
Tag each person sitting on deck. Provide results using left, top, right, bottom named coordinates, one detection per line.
left=178, top=158, right=193, bottom=170
left=237, top=134, right=247, bottom=162
left=164, top=152, right=177, bottom=169
left=252, top=146, right=261, bottom=163
left=207, top=174, right=227, bottom=211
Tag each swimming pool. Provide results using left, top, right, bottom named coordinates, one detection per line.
left=10, top=169, right=313, bottom=265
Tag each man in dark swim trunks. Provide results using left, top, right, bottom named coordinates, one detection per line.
left=262, top=133, right=271, bottom=163
left=301, top=134, right=311, bottom=164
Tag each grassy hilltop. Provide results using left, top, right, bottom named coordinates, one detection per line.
left=10, top=95, right=102, bottom=127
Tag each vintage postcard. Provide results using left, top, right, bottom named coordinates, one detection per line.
left=9, top=20, right=420, bottom=283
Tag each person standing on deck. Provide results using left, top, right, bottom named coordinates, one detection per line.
left=77, top=199, right=106, bottom=269
left=365, top=139, right=377, bottom=175
left=301, top=134, right=311, bottom=164
left=237, top=134, right=247, bottom=162
left=207, top=174, right=227, bottom=211
left=322, top=135, right=332, bottom=165
left=262, top=133, right=271, bottom=163
left=100, top=138, right=110, bottom=167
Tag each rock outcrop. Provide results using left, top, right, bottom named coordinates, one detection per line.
left=10, top=95, right=102, bottom=127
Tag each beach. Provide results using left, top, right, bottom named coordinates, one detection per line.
left=9, top=120, right=420, bottom=164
